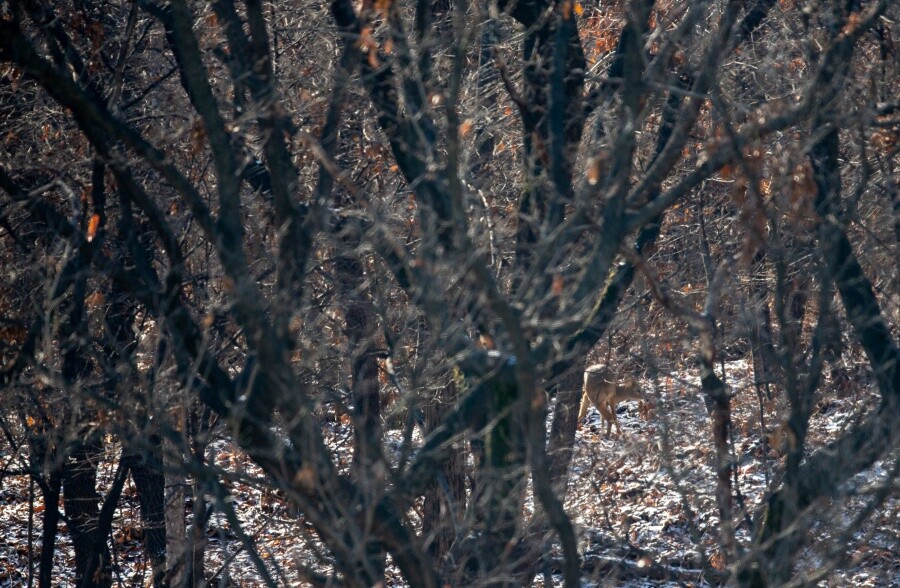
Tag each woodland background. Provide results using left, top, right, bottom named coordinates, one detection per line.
left=0, top=0, right=898, bottom=586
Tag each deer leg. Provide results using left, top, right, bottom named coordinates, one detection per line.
left=598, top=403, right=615, bottom=437
left=577, top=392, right=591, bottom=425
left=607, top=402, right=623, bottom=437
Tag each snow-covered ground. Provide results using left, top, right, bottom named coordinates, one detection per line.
left=1, top=361, right=896, bottom=586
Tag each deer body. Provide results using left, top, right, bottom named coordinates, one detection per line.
left=578, top=365, right=643, bottom=437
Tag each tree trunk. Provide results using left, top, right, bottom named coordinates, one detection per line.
left=335, top=220, right=386, bottom=585
left=31, top=437, right=62, bottom=588
left=422, top=377, right=466, bottom=560
left=469, top=375, right=526, bottom=588
left=547, top=365, right=586, bottom=495
left=38, top=474, right=62, bottom=588
left=748, top=249, right=778, bottom=391
left=163, top=437, right=187, bottom=586
left=124, top=438, right=167, bottom=588
left=187, top=478, right=209, bottom=588
left=63, top=440, right=111, bottom=588
left=185, top=408, right=215, bottom=587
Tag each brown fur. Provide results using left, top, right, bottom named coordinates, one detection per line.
left=578, top=365, right=644, bottom=437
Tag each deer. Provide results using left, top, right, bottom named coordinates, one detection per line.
left=578, top=364, right=645, bottom=437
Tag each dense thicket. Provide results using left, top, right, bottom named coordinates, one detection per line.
left=0, top=0, right=897, bottom=586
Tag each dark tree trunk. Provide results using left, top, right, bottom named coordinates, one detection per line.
left=31, top=438, right=63, bottom=588
left=124, top=438, right=167, bottom=587
left=187, top=481, right=209, bottom=588
left=335, top=219, right=386, bottom=585
left=101, top=250, right=167, bottom=586
left=702, top=370, right=735, bottom=557
left=422, top=378, right=466, bottom=561
left=38, top=474, right=62, bottom=588
left=470, top=375, right=526, bottom=588
left=63, top=441, right=112, bottom=588
left=547, top=365, right=585, bottom=495
left=183, top=409, right=216, bottom=588
left=748, top=249, right=778, bottom=390
left=57, top=230, right=111, bottom=587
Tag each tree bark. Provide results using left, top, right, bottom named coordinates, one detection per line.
left=422, top=377, right=466, bottom=561
left=547, top=365, right=585, bottom=496
left=335, top=219, right=386, bottom=585
left=63, top=441, right=111, bottom=588
left=124, top=439, right=167, bottom=588
left=30, top=436, right=62, bottom=588
left=163, top=437, right=187, bottom=586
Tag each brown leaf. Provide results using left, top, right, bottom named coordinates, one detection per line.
left=86, top=213, right=101, bottom=242
left=552, top=275, right=565, bottom=295
left=85, top=291, right=104, bottom=307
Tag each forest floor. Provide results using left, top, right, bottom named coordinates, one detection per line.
left=564, top=359, right=898, bottom=587
left=0, top=360, right=897, bottom=587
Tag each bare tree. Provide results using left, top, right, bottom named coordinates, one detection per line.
left=1, top=0, right=897, bottom=586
